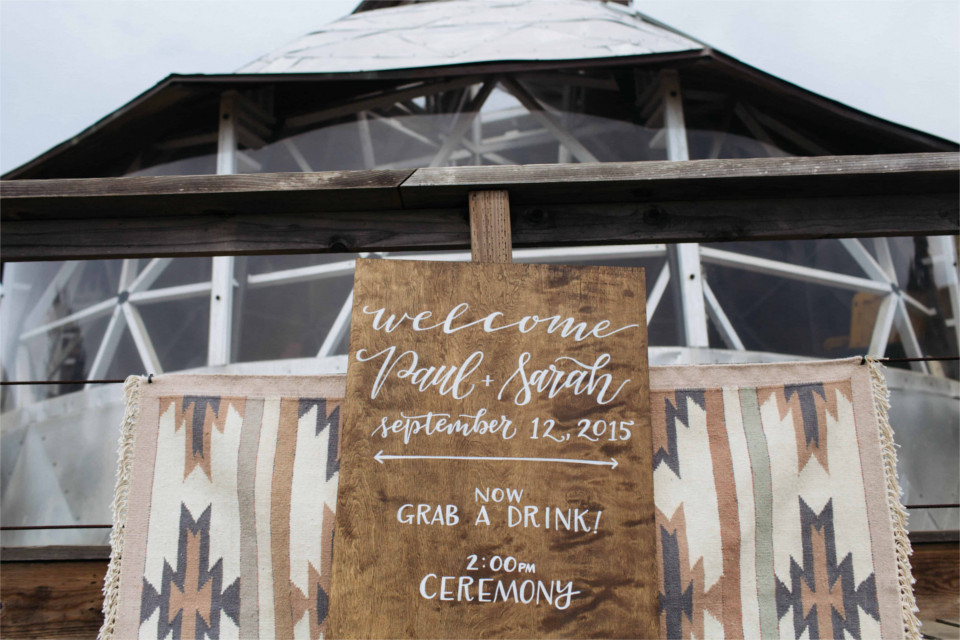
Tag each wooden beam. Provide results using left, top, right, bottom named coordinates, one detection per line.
left=1, top=169, right=414, bottom=218
left=468, top=190, right=512, bottom=263
left=0, top=546, right=111, bottom=562
left=0, top=560, right=106, bottom=639
left=2, top=153, right=956, bottom=261
left=2, top=536, right=956, bottom=639
left=0, top=208, right=469, bottom=260
left=509, top=193, right=954, bottom=245
left=399, top=153, right=958, bottom=207
left=1, top=194, right=951, bottom=262
left=910, top=542, right=960, bottom=621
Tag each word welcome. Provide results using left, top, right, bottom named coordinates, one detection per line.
left=363, top=303, right=637, bottom=342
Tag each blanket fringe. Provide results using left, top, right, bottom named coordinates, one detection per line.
left=867, top=358, right=921, bottom=639
left=98, top=376, right=142, bottom=640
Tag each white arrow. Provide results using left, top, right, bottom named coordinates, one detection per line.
left=374, top=450, right=618, bottom=470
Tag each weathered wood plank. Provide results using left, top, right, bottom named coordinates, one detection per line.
left=0, top=560, right=106, bottom=639
left=912, top=542, right=960, bottom=621
left=2, top=153, right=957, bottom=261
left=1, top=169, right=414, bottom=218
left=910, top=529, right=960, bottom=544
left=401, top=153, right=960, bottom=207
left=6, top=153, right=953, bottom=212
left=2, top=193, right=953, bottom=261
left=510, top=194, right=958, bottom=245
left=1, top=546, right=111, bottom=562
left=1, top=538, right=955, bottom=637
left=469, top=190, right=512, bottom=263
left=0, top=208, right=469, bottom=260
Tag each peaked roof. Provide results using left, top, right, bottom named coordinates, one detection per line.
left=239, top=0, right=705, bottom=74
left=4, top=0, right=955, bottom=179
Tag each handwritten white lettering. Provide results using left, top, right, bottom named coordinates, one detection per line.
left=355, top=347, right=481, bottom=400
left=499, top=353, right=630, bottom=406
left=370, top=409, right=516, bottom=444
left=361, top=303, right=636, bottom=342
left=418, top=574, right=580, bottom=610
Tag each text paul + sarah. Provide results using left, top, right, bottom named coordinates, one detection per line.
left=354, top=302, right=636, bottom=406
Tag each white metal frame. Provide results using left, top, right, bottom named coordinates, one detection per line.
left=660, top=70, right=710, bottom=347
left=9, top=74, right=956, bottom=405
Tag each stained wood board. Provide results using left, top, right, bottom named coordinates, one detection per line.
left=329, top=259, right=658, bottom=638
left=0, top=560, right=107, bottom=639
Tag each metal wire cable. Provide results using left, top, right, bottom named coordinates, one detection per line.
left=1, top=357, right=955, bottom=534
left=2, top=356, right=957, bottom=386
left=5, top=502, right=957, bottom=532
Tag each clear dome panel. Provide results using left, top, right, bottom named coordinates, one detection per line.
left=114, top=73, right=803, bottom=176
left=219, top=74, right=797, bottom=173
left=703, top=239, right=866, bottom=278
left=241, top=112, right=790, bottom=172
left=137, top=296, right=211, bottom=373
left=1, top=258, right=215, bottom=408
left=702, top=262, right=863, bottom=357
left=4, top=236, right=956, bottom=411
left=246, top=253, right=358, bottom=276
left=701, top=237, right=959, bottom=376
left=127, top=152, right=217, bottom=177
left=149, top=256, right=212, bottom=289
left=236, top=268, right=355, bottom=362
left=3, top=260, right=129, bottom=391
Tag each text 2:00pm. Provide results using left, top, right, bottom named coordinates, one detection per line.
left=466, top=554, right=537, bottom=574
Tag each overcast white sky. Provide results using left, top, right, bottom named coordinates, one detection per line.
left=2, top=0, right=957, bottom=174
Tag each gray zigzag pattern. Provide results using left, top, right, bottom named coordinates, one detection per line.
left=774, top=498, right=879, bottom=640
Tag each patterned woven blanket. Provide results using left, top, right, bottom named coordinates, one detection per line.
left=100, top=359, right=918, bottom=639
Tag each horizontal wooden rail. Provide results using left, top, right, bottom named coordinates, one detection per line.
left=2, top=537, right=957, bottom=639
left=2, top=153, right=957, bottom=261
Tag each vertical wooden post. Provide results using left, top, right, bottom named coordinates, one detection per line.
left=468, top=190, right=512, bottom=263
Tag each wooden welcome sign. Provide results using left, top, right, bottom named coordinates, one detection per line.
left=329, top=259, right=658, bottom=638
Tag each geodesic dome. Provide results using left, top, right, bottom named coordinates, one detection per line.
left=2, top=0, right=957, bottom=544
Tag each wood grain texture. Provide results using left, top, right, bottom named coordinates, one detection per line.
left=509, top=193, right=956, bottom=244
left=1, top=169, right=413, bottom=216
left=329, top=260, right=657, bottom=638
left=913, top=542, right=960, bottom=621
left=0, top=208, right=469, bottom=260
left=0, top=546, right=110, bottom=562
left=0, top=527, right=954, bottom=637
left=0, top=560, right=106, bottom=639
left=910, top=530, right=960, bottom=544
left=2, top=153, right=956, bottom=261
left=400, top=153, right=959, bottom=206
left=2, top=194, right=954, bottom=262
left=469, top=190, right=512, bottom=264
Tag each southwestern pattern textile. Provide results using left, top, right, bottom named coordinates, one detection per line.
left=101, top=376, right=344, bottom=640
left=649, top=359, right=917, bottom=640
left=100, top=360, right=917, bottom=639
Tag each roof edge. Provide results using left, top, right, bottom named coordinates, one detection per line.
left=3, top=75, right=181, bottom=180
left=705, top=50, right=959, bottom=151
left=5, top=49, right=956, bottom=180
left=3, top=51, right=709, bottom=180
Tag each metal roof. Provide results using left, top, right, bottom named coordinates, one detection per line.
left=238, top=0, right=704, bottom=74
